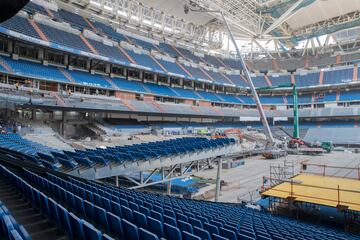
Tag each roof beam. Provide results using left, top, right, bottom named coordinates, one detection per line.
left=262, top=0, right=305, bottom=36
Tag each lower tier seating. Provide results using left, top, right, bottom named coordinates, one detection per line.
left=17, top=166, right=359, bottom=240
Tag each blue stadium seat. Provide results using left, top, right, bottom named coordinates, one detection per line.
left=163, top=223, right=182, bottom=240
left=122, top=218, right=139, bottom=240
left=139, top=227, right=160, bottom=240
left=83, top=221, right=102, bottom=240
left=183, top=231, right=202, bottom=240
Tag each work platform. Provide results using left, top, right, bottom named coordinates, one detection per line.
left=262, top=173, right=360, bottom=212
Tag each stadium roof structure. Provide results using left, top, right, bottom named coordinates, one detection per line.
left=57, top=0, right=360, bottom=54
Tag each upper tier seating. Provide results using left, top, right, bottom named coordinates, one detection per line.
left=93, top=21, right=128, bottom=42
left=203, top=55, right=224, bottom=68
left=158, top=43, right=181, bottom=58
left=19, top=166, right=359, bottom=240
left=158, top=59, right=189, bottom=77
left=87, top=39, right=129, bottom=62
left=23, top=1, right=51, bottom=17
left=252, top=76, right=268, bottom=88
left=268, top=75, right=291, bottom=86
left=222, top=58, right=243, bottom=69
left=125, top=50, right=163, bottom=72
left=184, top=65, right=209, bottom=81
left=128, top=37, right=158, bottom=52
left=176, top=47, right=202, bottom=63
left=205, top=70, right=233, bottom=85
left=57, top=9, right=92, bottom=30
left=295, top=72, right=320, bottom=87
left=0, top=15, right=40, bottom=39
left=226, top=74, right=248, bottom=87
left=65, top=70, right=112, bottom=88
left=38, top=23, right=91, bottom=52
left=0, top=56, right=69, bottom=83
left=323, top=68, right=353, bottom=85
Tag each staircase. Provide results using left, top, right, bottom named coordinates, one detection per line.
left=0, top=177, right=67, bottom=240
left=50, top=92, right=67, bottom=107
left=84, top=123, right=106, bottom=136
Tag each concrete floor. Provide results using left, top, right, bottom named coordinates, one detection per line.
left=193, top=151, right=360, bottom=203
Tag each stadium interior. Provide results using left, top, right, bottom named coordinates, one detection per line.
left=0, top=0, right=360, bottom=239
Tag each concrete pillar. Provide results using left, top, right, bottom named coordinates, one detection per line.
left=8, top=41, right=13, bottom=53
left=115, top=176, right=119, bottom=187
left=106, top=63, right=111, bottom=74
left=61, top=110, right=65, bottom=137
left=215, top=158, right=222, bottom=202
left=38, top=48, right=44, bottom=60
left=167, top=168, right=172, bottom=196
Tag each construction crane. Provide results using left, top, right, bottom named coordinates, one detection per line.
left=259, top=83, right=333, bottom=153
left=258, top=83, right=299, bottom=140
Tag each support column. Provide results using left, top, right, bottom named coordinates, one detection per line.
left=167, top=167, right=172, bottom=195
left=215, top=158, right=222, bottom=202
left=61, top=110, right=65, bottom=137
left=115, top=176, right=119, bottom=187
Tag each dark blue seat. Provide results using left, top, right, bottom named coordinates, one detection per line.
left=163, top=223, right=181, bottom=240
left=178, top=219, right=193, bottom=234
left=84, top=200, right=95, bottom=220
left=163, top=215, right=177, bottom=227
left=56, top=204, right=72, bottom=237
left=220, top=227, right=237, bottom=240
left=213, top=233, right=229, bottom=240
left=121, top=206, right=133, bottom=222
left=83, top=221, right=102, bottom=240
left=106, top=212, right=123, bottom=238
left=147, top=216, right=163, bottom=238
left=183, top=231, right=201, bottom=240
left=203, top=222, right=219, bottom=236
left=150, top=210, right=162, bottom=222
left=139, top=227, right=159, bottom=240
left=110, top=201, right=122, bottom=217
left=122, top=218, right=139, bottom=240
left=94, top=206, right=108, bottom=232
left=134, top=210, right=148, bottom=229
left=69, top=212, right=85, bottom=240
left=189, top=217, right=203, bottom=228
left=193, top=226, right=211, bottom=240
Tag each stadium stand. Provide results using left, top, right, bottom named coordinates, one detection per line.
left=0, top=134, right=235, bottom=171
left=0, top=164, right=354, bottom=240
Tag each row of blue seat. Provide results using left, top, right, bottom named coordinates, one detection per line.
left=0, top=134, right=234, bottom=172
left=0, top=201, right=30, bottom=240
left=0, top=165, right=112, bottom=240
left=23, top=168, right=359, bottom=240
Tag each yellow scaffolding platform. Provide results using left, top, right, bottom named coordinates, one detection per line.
left=261, top=174, right=360, bottom=212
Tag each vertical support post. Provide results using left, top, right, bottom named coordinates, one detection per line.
left=337, top=185, right=340, bottom=206
left=290, top=179, right=293, bottom=198
left=323, top=164, right=326, bottom=176
left=215, top=158, right=222, bottom=202
left=140, top=171, right=144, bottom=185
left=61, top=110, right=65, bottom=137
left=167, top=167, right=172, bottom=195
left=115, top=176, right=119, bottom=187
